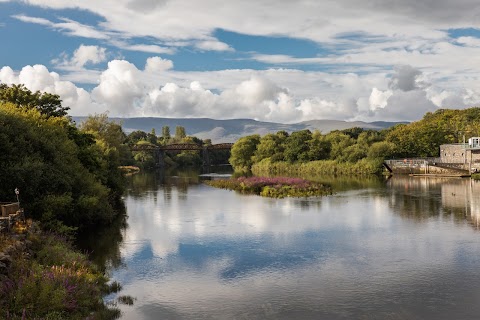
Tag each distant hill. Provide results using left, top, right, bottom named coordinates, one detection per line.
left=72, top=117, right=405, bottom=143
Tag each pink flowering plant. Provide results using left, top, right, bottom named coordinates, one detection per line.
left=206, top=176, right=331, bottom=198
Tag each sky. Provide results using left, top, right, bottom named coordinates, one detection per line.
left=1, top=0, right=480, bottom=123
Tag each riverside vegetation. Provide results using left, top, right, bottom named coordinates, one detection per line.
left=0, top=84, right=132, bottom=318
left=228, top=108, right=480, bottom=176
left=0, top=221, right=122, bottom=319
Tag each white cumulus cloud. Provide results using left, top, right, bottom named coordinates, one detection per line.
left=54, top=45, right=107, bottom=69
left=144, top=56, right=174, bottom=73
left=2, top=58, right=480, bottom=122
left=0, top=64, right=100, bottom=115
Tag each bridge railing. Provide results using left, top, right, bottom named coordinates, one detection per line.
left=131, top=143, right=234, bottom=151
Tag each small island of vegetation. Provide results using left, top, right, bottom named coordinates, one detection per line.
left=206, top=176, right=332, bottom=198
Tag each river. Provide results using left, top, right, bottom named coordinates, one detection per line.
left=88, top=169, right=480, bottom=319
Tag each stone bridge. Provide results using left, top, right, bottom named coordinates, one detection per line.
left=131, top=143, right=233, bottom=167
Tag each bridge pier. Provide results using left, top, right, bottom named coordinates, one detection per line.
left=154, top=149, right=165, bottom=167
left=202, top=147, right=210, bottom=166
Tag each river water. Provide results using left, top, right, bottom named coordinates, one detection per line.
left=92, top=169, right=480, bottom=319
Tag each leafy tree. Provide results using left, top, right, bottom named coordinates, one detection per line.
left=162, top=126, right=171, bottom=140
left=0, top=102, right=119, bottom=231
left=229, top=135, right=260, bottom=171
left=126, top=130, right=148, bottom=145
left=307, top=131, right=331, bottom=161
left=175, top=126, right=187, bottom=140
left=79, top=113, right=126, bottom=149
left=325, top=132, right=355, bottom=161
left=367, top=141, right=397, bottom=160
left=0, top=83, right=69, bottom=118
left=338, top=127, right=364, bottom=140
left=147, top=128, right=157, bottom=144
left=254, top=133, right=283, bottom=163
left=283, top=130, right=312, bottom=162
left=79, top=113, right=130, bottom=197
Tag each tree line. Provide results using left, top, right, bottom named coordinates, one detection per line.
left=126, top=125, right=229, bottom=167
left=229, top=107, right=480, bottom=174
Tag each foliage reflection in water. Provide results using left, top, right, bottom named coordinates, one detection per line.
left=88, top=170, right=480, bottom=319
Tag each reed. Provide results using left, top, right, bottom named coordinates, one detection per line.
left=252, top=159, right=384, bottom=176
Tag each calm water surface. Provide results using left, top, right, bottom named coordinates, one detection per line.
left=95, top=170, right=480, bottom=319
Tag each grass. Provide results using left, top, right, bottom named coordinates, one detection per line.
left=205, top=176, right=332, bottom=198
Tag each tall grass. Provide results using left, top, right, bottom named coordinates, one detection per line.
left=252, top=158, right=384, bottom=176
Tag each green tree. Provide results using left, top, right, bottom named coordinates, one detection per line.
left=367, top=141, right=397, bottom=160
left=126, top=130, right=148, bottom=145
left=0, top=83, right=69, bottom=118
left=307, top=131, right=331, bottom=161
left=79, top=113, right=129, bottom=198
left=324, top=132, right=355, bottom=161
left=79, top=113, right=126, bottom=148
left=0, top=102, right=119, bottom=231
left=175, top=126, right=186, bottom=140
left=283, top=130, right=312, bottom=162
left=162, top=126, right=171, bottom=140
left=253, top=133, right=283, bottom=163
left=229, top=134, right=261, bottom=171
left=147, top=128, right=157, bottom=144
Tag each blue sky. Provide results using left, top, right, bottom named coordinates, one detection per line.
left=1, top=0, right=480, bottom=122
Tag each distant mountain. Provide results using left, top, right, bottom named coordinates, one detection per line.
left=72, top=117, right=405, bottom=143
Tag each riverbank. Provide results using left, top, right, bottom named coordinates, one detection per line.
left=0, top=220, right=122, bottom=319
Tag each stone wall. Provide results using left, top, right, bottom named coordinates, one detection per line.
left=440, top=144, right=467, bottom=163
left=467, top=149, right=480, bottom=164
left=386, top=160, right=470, bottom=175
